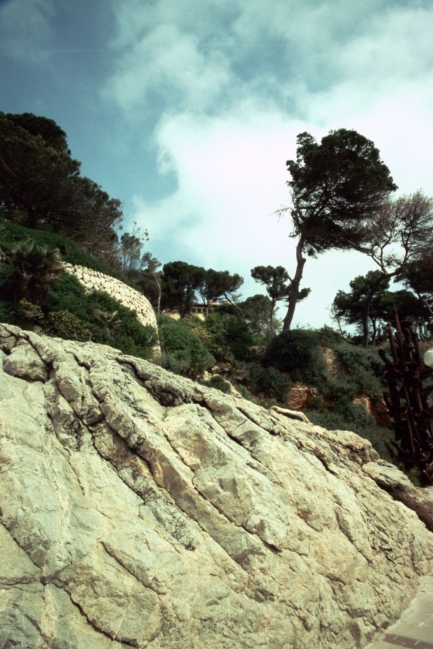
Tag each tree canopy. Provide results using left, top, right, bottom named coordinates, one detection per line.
left=282, top=128, right=397, bottom=331
left=0, top=112, right=123, bottom=262
left=251, top=264, right=310, bottom=334
left=332, top=271, right=428, bottom=345
left=161, top=261, right=206, bottom=318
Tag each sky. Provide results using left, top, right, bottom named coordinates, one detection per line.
left=1, top=0, right=433, bottom=328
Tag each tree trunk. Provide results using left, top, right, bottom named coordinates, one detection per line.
left=269, top=298, right=276, bottom=335
left=283, top=234, right=306, bottom=331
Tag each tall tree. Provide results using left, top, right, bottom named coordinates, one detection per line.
left=0, top=112, right=123, bottom=261
left=5, top=112, right=70, bottom=154
left=137, top=253, right=162, bottom=312
left=117, top=222, right=149, bottom=280
left=198, top=269, right=244, bottom=316
left=162, top=261, right=206, bottom=318
left=352, top=191, right=433, bottom=344
left=281, top=129, right=397, bottom=331
left=332, top=272, right=391, bottom=344
left=241, top=294, right=279, bottom=338
left=332, top=272, right=428, bottom=345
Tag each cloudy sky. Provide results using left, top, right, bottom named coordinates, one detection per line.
left=1, top=0, right=433, bottom=327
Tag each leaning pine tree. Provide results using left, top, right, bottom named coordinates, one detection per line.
left=281, top=129, right=397, bottom=330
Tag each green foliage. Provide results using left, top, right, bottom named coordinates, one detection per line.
left=236, top=384, right=254, bottom=401
left=264, top=329, right=326, bottom=385
left=199, top=268, right=244, bottom=306
left=43, top=273, right=156, bottom=358
left=200, top=374, right=231, bottom=394
left=306, top=399, right=393, bottom=460
left=157, top=314, right=215, bottom=374
left=204, top=312, right=254, bottom=361
left=161, top=261, right=206, bottom=318
left=45, top=310, right=93, bottom=342
left=3, top=239, right=64, bottom=305
left=287, top=129, right=397, bottom=254
left=0, top=112, right=122, bottom=260
left=0, top=219, right=137, bottom=287
left=250, top=365, right=292, bottom=403
left=331, top=343, right=386, bottom=398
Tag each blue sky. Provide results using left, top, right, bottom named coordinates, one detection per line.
left=1, top=0, right=433, bottom=327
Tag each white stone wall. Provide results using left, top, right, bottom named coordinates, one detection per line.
left=62, top=262, right=159, bottom=336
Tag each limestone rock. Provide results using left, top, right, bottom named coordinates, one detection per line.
left=1, top=323, right=433, bottom=649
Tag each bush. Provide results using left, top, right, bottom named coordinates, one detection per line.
left=264, top=329, right=326, bottom=386
left=44, top=273, right=156, bottom=356
left=236, top=384, right=254, bottom=401
left=253, top=366, right=291, bottom=403
left=330, top=343, right=386, bottom=398
left=200, top=374, right=231, bottom=394
left=157, top=314, right=215, bottom=374
left=204, top=312, right=254, bottom=361
left=45, top=310, right=93, bottom=342
left=0, top=219, right=138, bottom=289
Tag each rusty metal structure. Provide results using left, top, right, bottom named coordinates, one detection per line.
left=378, top=309, right=433, bottom=484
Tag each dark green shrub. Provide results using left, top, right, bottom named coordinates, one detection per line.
left=236, top=384, right=254, bottom=401
left=45, top=310, right=93, bottom=342
left=264, top=329, right=326, bottom=385
left=0, top=219, right=138, bottom=289
left=44, top=273, right=156, bottom=358
left=157, top=314, right=215, bottom=374
left=204, top=312, right=254, bottom=361
left=200, top=374, right=231, bottom=394
left=254, top=366, right=292, bottom=403
left=331, top=343, right=385, bottom=398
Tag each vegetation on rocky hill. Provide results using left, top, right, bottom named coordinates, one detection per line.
left=2, top=111, right=433, bottom=467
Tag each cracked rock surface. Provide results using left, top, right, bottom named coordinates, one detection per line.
left=1, top=323, right=433, bottom=649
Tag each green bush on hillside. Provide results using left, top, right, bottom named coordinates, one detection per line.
left=331, top=343, right=385, bottom=398
left=264, top=329, right=326, bottom=386
left=157, top=314, right=215, bottom=374
left=203, top=312, right=255, bottom=361
left=200, top=374, right=231, bottom=394
left=6, top=272, right=156, bottom=358
left=0, top=219, right=138, bottom=289
left=245, top=363, right=292, bottom=403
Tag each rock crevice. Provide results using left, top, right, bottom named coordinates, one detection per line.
left=1, top=323, right=433, bottom=649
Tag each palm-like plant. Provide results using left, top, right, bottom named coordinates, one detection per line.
left=92, top=308, right=121, bottom=338
left=6, top=240, right=64, bottom=305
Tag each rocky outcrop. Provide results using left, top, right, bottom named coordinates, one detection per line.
left=62, top=262, right=157, bottom=334
left=1, top=323, right=433, bottom=649
left=286, top=382, right=319, bottom=409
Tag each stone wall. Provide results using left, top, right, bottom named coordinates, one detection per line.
left=62, top=262, right=158, bottom=335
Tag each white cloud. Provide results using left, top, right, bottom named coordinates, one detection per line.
left=0, top=0, right=55, bottom=63
left=106, top=0, right=433, bottom=327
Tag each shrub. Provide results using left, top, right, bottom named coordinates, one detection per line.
left=264, top=329, right=326, bottom=386
left=254, top=366, right=292, bottom=403
left=0, top=219, right=139, bottom=289
left=157, top=314, right=215, bottom=374
left=44, top=273, right=156, bottom=358
left=200, top=374, right=231, bottom=394
left=204, top=312, right=254, bottom=361
left=330, top=343, right=386, bottom=398
left=45, top=310, right=93, bottom=342
left=236, top=384, right=254, bottom=401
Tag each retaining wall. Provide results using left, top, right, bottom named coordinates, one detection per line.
left=62, top=263, right=158, bottom=335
